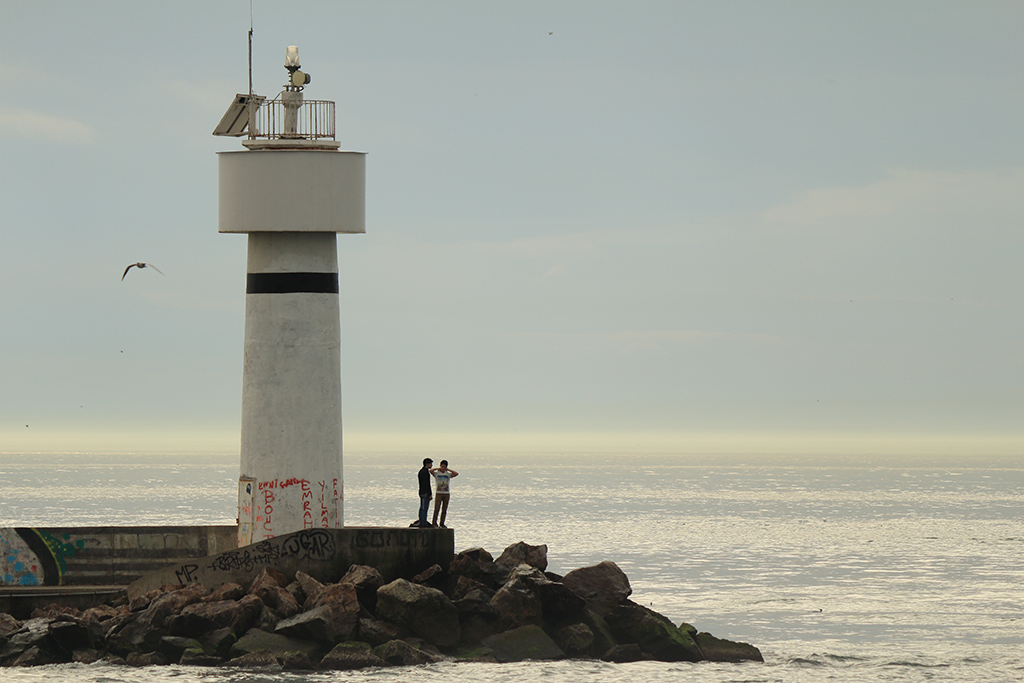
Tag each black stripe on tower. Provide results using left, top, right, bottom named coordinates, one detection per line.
left=247, top=272, right=339, bottom=294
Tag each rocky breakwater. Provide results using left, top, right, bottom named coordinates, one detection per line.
left=0, top=541, right=762, bottom=669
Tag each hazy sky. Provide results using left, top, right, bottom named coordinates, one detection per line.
left=2, top=2, right=1022, bottom=456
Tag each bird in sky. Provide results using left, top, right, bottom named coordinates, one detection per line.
left=122, top=262, right=164, bottom=280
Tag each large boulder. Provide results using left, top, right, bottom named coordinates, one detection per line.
left=488, top=581, right=544, bottom=632
left=1, top=618, right=55, bottom=664
left=502, top=566, right=586, bottom=623
left=562, top=561, right=632, bottom=616
left=251, top=582, right=300, bottom=619
left=229, top=628, right=321, bottom=660
left=0, top=613, right=21, bottom=639
left=448, top=548, right=504, bottom=587
left=694, top=632, right=764, bottom=662
left=604, top=601, right=701, bottom=662
left=202, top=582, right=246, bottom=603
left=481, top=624, right=565, bottom=663
left=274, top=606, right=334, bottom=644
left=338, top=564, right=384, bottom=612
left=167, top=596, right=260, bottom=638
left=294, top=571, right=326, bottom=607
left=305, top=582, right=361, bottom=642
left=376, top=579, right=460, bottom=648
left=49, top=618, right=95, bottom=654
left=156, top=635, right=205, bottom=662
left=554, top=622, right=594, bottom=656
left=495, top=542, right=548, bottom=571
left=448, top=575, right=493, bottom=601
left=454, top=588, right=500, bottom=645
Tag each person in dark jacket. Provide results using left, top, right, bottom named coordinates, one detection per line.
left=417, top=458, right=434, bottom=527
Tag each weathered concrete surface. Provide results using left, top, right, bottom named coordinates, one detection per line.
left=127, top=527, right=454, bottom=601
left=1, top=527, right=236, bottom=587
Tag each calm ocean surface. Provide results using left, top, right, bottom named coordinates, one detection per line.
left=1, top=451, right=1022, bottom=682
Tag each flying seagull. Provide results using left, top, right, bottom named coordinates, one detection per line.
left=122, top=262, right=164, bottom=280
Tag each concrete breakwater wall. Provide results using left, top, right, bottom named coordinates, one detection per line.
left=1, top=527, right=236, bottom=587
left=128, top=527, right=455, bottom=600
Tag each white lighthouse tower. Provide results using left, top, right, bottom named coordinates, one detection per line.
left=215, top=46, right=365, bottom=546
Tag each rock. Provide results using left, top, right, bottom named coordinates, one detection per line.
left=229, top=628, right=321, bottom=660
left=12, top=645, right=57, bottom=667
left=157, top=634, right=205, bottom=661
left=358, top=616, right=407, bottom=646
left=274, top=605, right=335, bottom=644
left=71, top=648, right=102, bottom=664
left=285, top=580, right=306, bottom=606
left=128, top=589, right=160, bottom=612
left=376, top=579, right=460, bottom=648
left=126, top=651, right=169, bottom=666
left=2, top=618, right=56, bottom=662
left=249, top=567, right=290, bottom=590
left=495, top=542, right=548, bottom=571
left=234, top=594, right=265, bottom=634
left=694, top=632, right=764, bottom=662
left=489, top=581, right=543, bottom=632
left=254, top=604, right=283, bottom=632
left=562, top=561, right=632, bottom=616
left=281, top=650, right=317, bottom=670
left=339, top=564, right=385, bottom=612
left=554, top=622, right=594, bottom=656
left=294, top=571, right=325, bottom=607
left=253, top=583, right=300, bottom=619
left=200, top=626, right=236, bottom=657
left=167, top=598, right=250, bottom=637
left=411, top=563, right=445, bottom=589
left=0, top=612, right=21, bottom=638
left=372, top=639, right=440, bottom=666
left=481, top=624, right=565, bottom=663
left=49, top=618, right=94, bottom=653
left=202, top=582, right=246, bottom=603
left=320, top=641, right=390, bottom=670
left=604, top=601, right=701, bottom=662
left=31, top=603, right=81, bottom=620
left=306, top=582, right=361, bottom=642
left=226, top=650, right=282, bottom=668
left=109, top=583, right=208, bottom=652
left=448, top=547, right=502, bottom=587
left=602, top=643, right=645, bottom=663
left=83, top=605, right=123, bottom=626
left=448, top=575, right=493, bottom=601
left=501, top=573, right=585, bottom=626
left=454, top=587, right=500, bottom=641
left=577, top=609, right=619, bottom=657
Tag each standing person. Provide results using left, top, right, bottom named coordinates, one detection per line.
left=430, top=460, right=459, bottom=528
left=417, top=458, right=433, bottom=528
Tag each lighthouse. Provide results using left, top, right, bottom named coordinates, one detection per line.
left=215, top=46, right=365, bottom=546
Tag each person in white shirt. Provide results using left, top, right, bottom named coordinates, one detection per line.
left=430, top=460, right=459, bottom=528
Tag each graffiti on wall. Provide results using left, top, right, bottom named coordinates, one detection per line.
left=169, top=528, right=339, bottom=585
left=252, top=475, right=343, bottom=540
left=0, top=528, right=85, bottom=586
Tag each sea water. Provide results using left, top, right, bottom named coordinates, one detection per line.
left=1, top=451, right=1022, bottom=682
